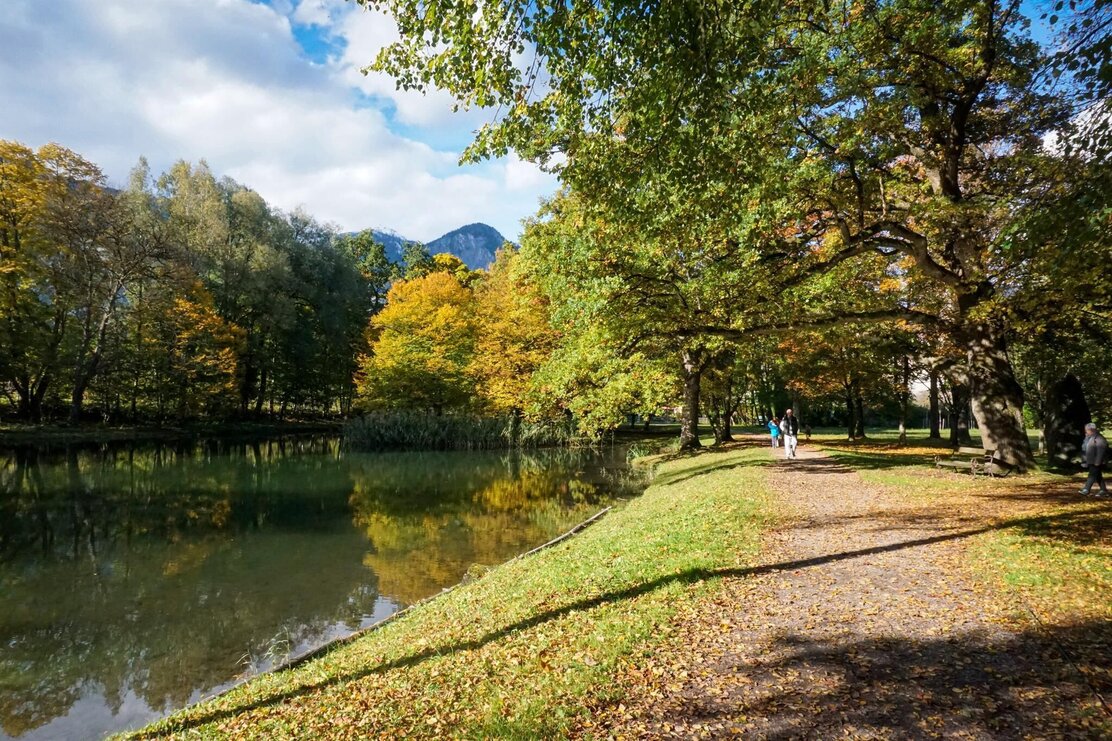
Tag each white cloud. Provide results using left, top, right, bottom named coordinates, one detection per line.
left=332, top=5, right=491, bottom=131
left=0, top=0, right=557, bottom=241
left=291, top=0, right=344, bottom=27
left=505, top=153, right=555, bottom=192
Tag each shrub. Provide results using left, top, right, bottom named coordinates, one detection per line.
left=343, top=411, right=577, bottom=451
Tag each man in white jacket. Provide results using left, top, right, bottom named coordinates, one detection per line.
left=780, top=408, right=799, bottom=460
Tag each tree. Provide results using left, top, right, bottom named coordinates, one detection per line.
left=0, top=140, right=57, bottom=420
left=365, top=0, right=1106, bottom=470
left=338, top=230, right=394, bottom=314
left=356, top=272, right=477, bottom=413
left=398, top=241, right=434, bottom=280
left=470, top=249, right=558, bottom=416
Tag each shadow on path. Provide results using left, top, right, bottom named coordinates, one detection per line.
left=619, top=620, right=1112, bottom=738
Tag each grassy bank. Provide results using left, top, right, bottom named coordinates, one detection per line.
left=127, top=443, right=775, bottom=739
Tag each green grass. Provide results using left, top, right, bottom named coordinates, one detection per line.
left=126, top=443, right=776, bottom=739
left=975, top=503, right=1112, bottom=621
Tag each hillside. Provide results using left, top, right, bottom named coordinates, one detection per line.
left=357, top=223, right=509, bottom=269
left=426, top=223, right=508, bottom=270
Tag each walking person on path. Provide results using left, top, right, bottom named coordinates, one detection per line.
left=768, top=417, right=781, bottom=448
left=780, top=408, right=799, bottom=459
left=1080, top=423, right=1109, bottom=497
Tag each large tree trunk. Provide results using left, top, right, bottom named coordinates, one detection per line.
left=965, top=324, right=1034, bottom=471
left=69, top=286, right=122, bottom=424
left=853, top=383, right=867, bottom=439
left=14, top=373, right=51, bottom=423
left=679, top=349, right=703, bottom=451
left=928, top=369, right=941, bottom=439
left=1044, top=373, right=1090, bottom=471
left=949, top=379, right=973, bottom=447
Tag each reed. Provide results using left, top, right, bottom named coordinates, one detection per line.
left=343, top=411, right=577, bottom=451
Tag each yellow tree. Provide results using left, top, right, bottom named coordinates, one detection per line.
left=470, top=249, right=557, bottom=416
left=165, top=288, right=243, bottom=417
left=357, top=272, right=477, bottom=413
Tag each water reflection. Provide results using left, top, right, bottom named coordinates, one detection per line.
left=0, top=437, right=642, bottom=740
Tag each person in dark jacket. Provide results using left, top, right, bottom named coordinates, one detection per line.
left=1081, top=423, right=1109, bottom=497
left=779, top=408, right=800, bottom=459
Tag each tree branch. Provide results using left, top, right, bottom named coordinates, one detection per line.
left=674, top=308, right=944, bottom=342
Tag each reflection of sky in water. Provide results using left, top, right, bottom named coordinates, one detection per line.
left=19, top=599, right=402, bottom=741
left=0, top=438, right=641, bottom=740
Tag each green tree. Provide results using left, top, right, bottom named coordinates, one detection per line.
left=365, top=0, right=1107, bottom=470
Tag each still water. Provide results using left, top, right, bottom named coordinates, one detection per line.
left=0, top=436, right=644, bottom=740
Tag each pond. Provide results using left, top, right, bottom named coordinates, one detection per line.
left=0, top=436, right=646, bottom=740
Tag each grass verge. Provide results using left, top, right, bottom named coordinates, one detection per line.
left=125, top=443, right=775, bottom=739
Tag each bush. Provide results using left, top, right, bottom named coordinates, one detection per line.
left=343, top=411, right=577, bottom=451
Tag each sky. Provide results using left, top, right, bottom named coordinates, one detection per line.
left=0, top=0, right=558, bottom=242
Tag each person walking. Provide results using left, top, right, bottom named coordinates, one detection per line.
left=1080, top=423, right=1109, bottom=497
left=780, top=408, right=800, bottom=459
left=768, top=417, right=781, bottom=448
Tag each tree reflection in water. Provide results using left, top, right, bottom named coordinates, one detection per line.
left=0, top=437, right=642, bottom=740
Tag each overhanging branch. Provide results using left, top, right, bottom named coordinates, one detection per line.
left=675, top=308, right=944, bottom=342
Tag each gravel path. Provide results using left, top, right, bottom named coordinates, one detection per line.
left=588, top=441, right=1107, bottom=739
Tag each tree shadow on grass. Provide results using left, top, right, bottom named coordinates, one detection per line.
left=135, top=506, right=1109, bottom=738
left=649, top=440, right=772, bottom=487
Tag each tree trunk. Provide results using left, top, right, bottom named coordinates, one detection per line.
left=254, top=368, right=267, bottom=416
left=897, top=355, right=910, bottom=444
left=854, top=383, right=866, bottom=439
left=679, top=349, right=703, bottom=451
left=949, top=380, right=973, bottom=446
left=844, top=381, right=855, bottom=440
left=69, top=286, right=122, bottom=424
left=241, top=363, right=257, bottom=416
left=928, top=369, right=941, bottom=439
left=965, top=324, right=1034, bottom=471
left=1044, top=373, right=1090, bottom=471
left=720, top=385, right=734, bottom=443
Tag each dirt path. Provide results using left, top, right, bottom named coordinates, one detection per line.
left=587, top=441, right=1106, bottom=739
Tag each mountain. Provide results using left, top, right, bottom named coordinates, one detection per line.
left=426, top=223, right=508, bottom=270
left=355, top=223, right=509, bottom=270
left=367, top=229, right=412, bottom=264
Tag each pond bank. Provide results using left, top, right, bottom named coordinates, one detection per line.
left=0, top=420, right=343, bottom=447
left=125, top=443, right=777, bottom=738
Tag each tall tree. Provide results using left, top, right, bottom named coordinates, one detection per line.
left=365, top=0, right=1105, bottom=470
left=356, top=272, right=478, bottom=414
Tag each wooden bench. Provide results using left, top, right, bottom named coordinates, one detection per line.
left=935, top=446, right=1012, bottom=477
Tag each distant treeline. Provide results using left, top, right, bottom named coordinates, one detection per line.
left=0, top=141, right=409, bottom=423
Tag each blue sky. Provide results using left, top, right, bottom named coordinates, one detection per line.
left=0, top=0, right=558, bottom=241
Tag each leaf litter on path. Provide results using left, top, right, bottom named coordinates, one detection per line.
left=585, top=440, right=1111, bottom=739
